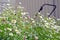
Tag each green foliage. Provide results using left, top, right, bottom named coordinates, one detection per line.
left=0, top=7, right=60, bottom=40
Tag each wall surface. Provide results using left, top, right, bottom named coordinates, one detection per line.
left=54, top=0, right=60, bottom=18
left=19, top=0, right=53, bottom=17
left=0, top=0, right=60, bottom=18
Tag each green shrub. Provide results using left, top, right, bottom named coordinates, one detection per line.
left=0, top=6, right=60, bottom=40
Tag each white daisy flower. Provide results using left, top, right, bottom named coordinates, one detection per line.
left=39, top=16, right=43, bottom=18
left=21, top=12, right=29, bottom=16
left=9, top=33, right=13, bottom=36
left=7, top=28, right=12, bottom=31
left=0, top=29, right=2, bottom=32
left=35, top=36, right=38, bottom=40
left=38, top=12, right=41, bottom=15
left=30, top=18, right=34, bottom=21
left=6, top=3, right=10, bottom=6
left=32, top=20, right=35, bottom=23
left=11, top=20, right=17, bottom=24
left=19, top=2, right=22, bottom=4
left=25, top=17, right=28, bottom=19
left=15, top=29, right=19, bottom=32
left=44, top=20, right=47, bottom=23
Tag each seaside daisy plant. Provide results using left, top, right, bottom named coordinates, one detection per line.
left=0, top=3, right=60, bottom=40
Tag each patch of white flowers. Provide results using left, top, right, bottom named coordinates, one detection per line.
left=0, top=1, right=60, bottom=40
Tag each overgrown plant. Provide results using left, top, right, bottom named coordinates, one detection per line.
left=0, top=4, right=60, bottom=40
